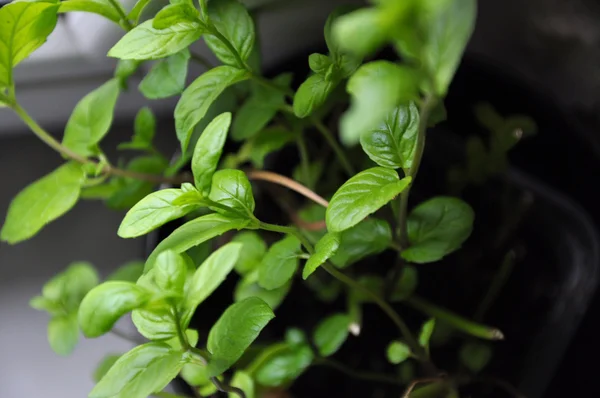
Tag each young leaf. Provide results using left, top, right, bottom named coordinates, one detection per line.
left=204, top=0, right=255, bottom=67
left=401, top=196, right=474, bottom=264
left=152, top=3, right=199, bottom=29
left=340, top=61, right=421, bottom=145
left=313, top=313, right=351, bottom=357
left=308, top=53, right=333, bottom=74
left=30, top=296, right=62, bottom=314
left=48, top=314, right=79, bottom=356
left=332, top=8, right=388, bottom=58
left=302, top=232, right=341, bottom=279
left=107, top=261, right=145, bottom=283
left=246, top=127, right=295, bottom=168
left=90, top=342, right=184, bottom=398
left=127, top=0, right=152, bottom=24
left=166, top=329, right=199, bottom=351
left=154, top=250, right=187, bottom=295
left=61, top=262, right=101, bottom=311
left=78, top=282, right=151, bottom=338
left=181, top=242, right=242, bottom=327
left=326, top=167, right=411, bottom=232
left=232, top=231, right=267, bottom=275
left=360, top=103, right=420, bottom=170
left=118, top=188, right=203, bottom=238
left=62, top=79, right=121, bottom=156
left=176, top=67, right=248, bottom=152
left=390, top=265, right=418, bottom=301
left=208, top=169, right=255, bottom=218
left=145, top=213, right=251, bottom=271
left=191, top=112, right=232, bottom=195
left=207, top=297, right=275, bottom=377
left=58, top=0, right=121, bottom=24
left=330, top=218, right=392, bottom=268
left=252, top=343, right=314, bottom=387
left=234, top=276, right=290, bottom=311
left=93, top=354, right=122, bottom=382
left=459, top=342, right=492, bottom=373
left=419, top=318, right=436, bottom=350
left=293, top=73, right=336, bottom=119
left=139, top=49, right=190, bottom=99
left=0, top=1, right=59, bottom=89
left=132, top=307, right=177, bottom=341
left=108, top=19, right=205, bottom=60
left=386, top=341, right=411, bottom=364
left=133, top=107, right=155, bottom=146
left=229, top=371, right=254, bottom=398
left=258, top=235, right=301, bottom=290
left=1, top=162, right=85, bottom=244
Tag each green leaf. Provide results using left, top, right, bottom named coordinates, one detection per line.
left=459, top=342, right=492, bottom=373
left=107, top=261, right=145, bottom=283
left=308, top=53, right=333, bottom=74
left=166, top=329, right=199, bottom=351
left=285, top=328, right=307, bottom=347
left=303, top=232, right=340, bottom=279
left=134, top=107, right=155, bottom=145
left=78, top=281, right=151, bottom=338
left=0, top=1, right=59, bottom=90
left=386, top=340, right=411, bottom=364
left=232, top=231, right=266, bottom=275
left=62, top=79, right=121, bottom=156
left=401, top=196, right=474, bottom=264
left=234, top=273, right=290, bottom=311
left=252, top=343, right=313, bottom=387
left=93, top=354, right=122, bottom=383
left=204, top=0, right=255, bottom=67
left=108, top=19, right=205, bottom=60
left=330, top=218, right=392, bottom=268
left=229, top=371, right=254, bottom=398
left=61, top=262, right=101, bottom=311
left=332, top=8, right=388, bottom=58
left=207, top=297, right=275, bottom=377
left=1, top=162, right=85, bottom=244
left=153, top=3, right=199, bottom=29
left=340, top=61, right=421, bottom=145
left=30, top=296, right=62, bottom=314
left=154, top=250, right=187, bottom=295
left=208, top=169, right=255, bottom=218
left=313, top=313, right=350, bottom=357
left=177, top=67, right=248, bottom=152
left=90, top=342, right=184, bottom=398
left=390, top=265, right=418, bottom=301
left=326, top=167, right=411, bottom=232
left=48, top=314, right=79, bottom=356
left=419, top=318, right=436, bottom=350
left=58, top=0, right=120, bottom=24
left=293, top=73, right=337, bottom=119
left=127, top=0, right=152, bottom=24
left=118, top=188, right=202, bottom=238
left=360, top=103, right=419, bottom=170
left=247, top=127, right=295, bottom=169
left=132, top=307, right=177, bottom=340
left=145, top=213, right=250, bottom=271
left=139, top=49, right=190, bottom=99
left=350, top=275, right=384, bottom=304
left=181, top=242, right=242, bottom=327
left=180, top=361, right=211, bottom=387
left=258, top=235, right=301, bottom=290
left=190, top=112, right=232, bottom=194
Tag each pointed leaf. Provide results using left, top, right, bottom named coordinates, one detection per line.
left=258, top=235, right=301, bottom=290
left=139, top=49, right=190, bottom=99
left=48, top=314, right=79, bottom=356
left=152, top=3, right=199, bottom=29
left=303, top=232, right=340, bottom=279
left=326, top=167, right=411, bottom=232
left=93, top=354, right=122, bottom=382
left=58, top=0, right=121, bottom=23
left=252, top=343, right=313, bottom=387
left=127, top=0, right=152, bottom=24
left=1, top=162, right=85, bottom=244
left=208, top=169, right=255, bottom=218
left=293, top=73, right=337, bottom=119
left=419, top=318, right=436, bottom=349
left=332, top=7, right=388, bottom=58
left=154, top=250, right=187, bottom=294
left=313, top=313, right=350, bottom=357
left=207, top=297, right=274, bottom=377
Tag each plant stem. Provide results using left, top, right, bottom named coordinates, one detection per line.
left=258, top=221, right=314, bottom=252
left=406, top=296, right=504, bottom=341
left=173, top=310, right=190, bottom=350
left=474, top=250, right=517, bottom=321
left=190, top=52, right=214, bottom=69
left=107, top=0, right=133, bottom=30
left=247, top=170, right=329, bottom=208
left=313, top=118, right=355, bottom=176
left=313, top=357, right=403, bottom=385
left=296, top=130, right=312, bottom=188
left=210, top=377, right=246, bottom=398
left=110, top=328, right=144, bottom=344
left=208, top=27, right=249, bottom=70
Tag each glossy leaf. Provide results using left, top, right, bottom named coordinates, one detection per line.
left=326, top=167, right=411, bottom=232
left=258, top=235, right=301, bottom=290
left=419, top=318, right=436, bottom=349
left=293, top=73, right=336, bottom=119
left=139, top=49, right=190, bottom=99
left=153, top=3, right=199, bottom=29
left=1, top=162, right=85, bottom=244
left=181, top=242, right=242, bottom=327
left=459, top=342, right=492, bottom=373
left=341, top=61, right=421, bottom=145
left=0, top=1, right=59, bottom=89
left=145, top=213, right=250, bottom=271
left=132, top=307, right=177, bottom=341
left=90, top=342, right=184, bottom=398
left=208, top=169, right=255, bottom=218
left=303, top=232, right=341, bottom=279
left=308, top=53, right=332, bottom=74
left=107, top=261, right=145, bottom=283
left=252, top=343, right=314, bottom=387
left=48, top=314, right=79, bottom=356
left=127, top=0, right=152, bottom=24
left=232, top=231, right=266, bottom=275
left=386, top=341, right=411, bottom=364
left=390, top=265, right=418, bottom=301
left=177, top=67, right=248, bottom=152
left=62, top=79, right=121, bottom=156
left=108, top=19, right=205, bottom=60
left=360, top=103, right=420, bottom=170
left=93, top=354, right=122, bottom=382
left=313, top=313, right=350, bottom=357
left=118, top=188, right=202, bottom=238
left=78, top=282, right=151, bottom=338
left=58, top=0, right=120, bottom=23
left=154, top=250, right=187, bottom=294
left=330, top=218, right=391, bottom=267
left=234, top=274, right=290, bottom=311
left=191, top=112, right=232, bottom=195
left=401, top=197, right=474, bottom=264
left=204, top=0, right=255, bottom=66
left=207, top=297, right=274, bottom=376
left=229, top=371, right=254, bottom=398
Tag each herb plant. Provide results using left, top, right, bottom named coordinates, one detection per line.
left=0, top=0, right=525, bottom=397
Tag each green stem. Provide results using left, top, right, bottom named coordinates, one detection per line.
left=313, top=357, right=403, bottom=385
left=258, top=221, right=314, bottom=252
left=190, top=52, right=214, bottom=69
left=211, top=377, right=246, bottom=398
left=173, top=310, right=190, bottom=350
left=406, top=296, right=504, bottom=341
left=296, top=130, right=312, bottom=189
left=474, top=250, right=517, bottom=321
left=208, top=27, right=249, bottom=70
left=313, top=118, right=355, bottom=176
left=107, top=0, right=133, bottom=30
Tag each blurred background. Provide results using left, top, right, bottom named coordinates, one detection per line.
left=2, top=0, right=600, bottom=397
